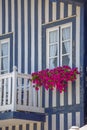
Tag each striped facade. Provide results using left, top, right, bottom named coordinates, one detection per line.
left=0, top=0, right=85, bottom=130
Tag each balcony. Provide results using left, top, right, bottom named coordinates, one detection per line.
left=0, top=67, right=45, bottom=124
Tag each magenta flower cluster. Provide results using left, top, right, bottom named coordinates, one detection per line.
left=32, top=66, right=80, bottom=93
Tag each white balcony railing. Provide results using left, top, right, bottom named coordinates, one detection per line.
left=0, top=66, right=44, bottom=113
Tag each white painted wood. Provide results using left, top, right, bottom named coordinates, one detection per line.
left=52, top=2, right=56, bottom=21
left=17, top=78, right=22, bottom=105
left=18, top=0, right=22, bottom=73
left=80, top=125, right=87, bottom=130
left=8, top=77, right=11, bottom=104
left=5, top=0, right=8, bottom=33
left=68, top=113, right=72, bottom=129
left=52, top=87, right=56, bottom=107
left=76, top=6, right=80, bottom=70
left=68, top=4, right=72, bottom=17
left=69, top=126, right=79, bottom=130
left=12, top=66, right=17, bottom=111
left=45, top=90, right=49, bottom=107
left=23, top=124, right=26, bottom=130
left=2, top=127, right=5, bottom=130
left=38, top=0, right=42, bottom=70
left=23, top=79, right=27, bottom=105
left=60, top=114, right=64, bottom=130
left=60, top=92, right=64, bottom=106
left=33, top=88, right=37, bottom=107
left=38, top=89, right=41, bottom=107
left=15, top=125, right=19, bottom=130
left=24, top=0, right=28, bottom=74
left=29, top=82, right=33, bottom=106
left=76, top=75, right=80, bottom=104
left=60, top=2, right=64, bottom=19
left=3, top=79, right=6, bottom=105
left=44, top=116, right=48, bottom=130
left=45, top=0, right=49, bottom=23
left=30, top=123, right=33, bottom=130
left=31, top=0, right=35, bottom=73
left=68, top=81, right=72, bottom=105
left=0, top=0, right=2, bottom=34
left=76, top=112, right=80, bottom=127
left=37, top=123, right=41, bottom=130
left=52, top=114, right=56, bottom=130
left=8, top=126, right=12, bottom=130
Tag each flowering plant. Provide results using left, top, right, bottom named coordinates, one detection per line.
left=32, top=66, right=80, bottom=93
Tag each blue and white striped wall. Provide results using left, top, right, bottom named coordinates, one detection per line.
left=0, top=0, right=85, bottom=130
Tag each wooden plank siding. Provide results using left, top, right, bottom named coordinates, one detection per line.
left=0, top=0, right=85, bottom=130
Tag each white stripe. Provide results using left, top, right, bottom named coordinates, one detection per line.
left=45, top=90, right=49, bottom=107
left=68, top=81, right=72, bottom=105
left=52, top=87, right=56, bottom=107
left=52, top=2, right=56, bottom=21
left=2, top=127, right=5, bottom=130
left=45, top=0, right=49, bottom=23
left=5, top=0, right=8, bottom=33
left=52, top=115, right=56, bottom=130
left=60, top=2, right=64, bottom=19
left=11, top=0, right=15, bottom=66
left=38, top=0, right=42, bottom=70
left=68, top=113, right=72, bottom=129
left=37, top=123, right=41, bottom=130
left=8, top=126, right=12, bottom=130
left=24, top=0, right=28, bottom=73
left=15, top=125, right=19, bottom=130
left=30, top=123, right=33, bottom=130
left=60, top=92, right=64, bottom=106
left=0, top=0, right=2, bottom=34
left=68, top=4, right=72, bottom=17
left=76, top=6, right=80, bottom=105
left=22, top=124, right=26, bottom=130
left=18, top=0, right=21, bottom=72
left=76, top=6, right=80, bottom=70
left=31, top=0, right=35, bottom=72
left=44, top=116, right=48, bottom=130
left=76, top=112, right=80, bottom=127
left=60, top=114, right=64, bottom=130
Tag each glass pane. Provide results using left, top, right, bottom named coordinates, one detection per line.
left=62, top=55, right=70, bottom=66
left=49, top=58, right=57, bottom=69
left=62, top=42, right=70, bottom=54
left=49, top=30, right=58, bottom=43
left=1, top=57, right=8, bottom=71
left=49, top=44, right=58, bottom=57
left=1, top=43, right=8, bottom=56
left=62, top=27, right=70, bottom=41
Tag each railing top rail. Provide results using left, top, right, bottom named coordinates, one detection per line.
left=17, top=73, right=32, bottom=80
left=0, top=73, right=12, bottom=79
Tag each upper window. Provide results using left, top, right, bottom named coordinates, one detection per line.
left=0, top=39, right=10, bottom=74
left=46, top=23, right=72, bottom=69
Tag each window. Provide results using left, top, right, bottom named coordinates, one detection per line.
left=0, top=39, right=10, bottom=74
left=46, top=23, right=72, bottom=69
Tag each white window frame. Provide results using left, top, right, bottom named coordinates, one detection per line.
left=0, top=38, right=10, bottom=74
left=46, top=22, right=72, bottom=68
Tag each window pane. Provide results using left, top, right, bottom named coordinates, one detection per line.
left=1, top=43, right=8, bottom=56
left=1, top=57, right=8, bottom=71
left=49, top=30, right=58, bottom=43
left=49, top=58, right=57, bottom=69
left=49, top=44, right=58, bottom=57
left=62, top=55, right=70, bottom=66
left=62, top=42, right=70, bottom=54
left=62, top=27, right=70, bottom=41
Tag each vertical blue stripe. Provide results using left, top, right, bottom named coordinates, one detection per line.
left=21, top=0, right=25, bottom=73
left=72, top=82, right=76, bottom=105
left=8, top=0, right=11, bottom=32
left=41, top=122, right=44, bottom=130
left=14, top=0, right=18, bottom=67
left=12, top=126, right=15, bottom=130
left=6, top=127, right=8, bottom=130
left=48, top=115, right=52, bottom=130
left=64, top=113, right=68, bottom=130
left=72, top=3, right=76, bottom=15
left=49, top=90, right=52, bottom=107
left=42, top=0, right=45, bottom=24
left=56, top=114, right=60, bottom=130
left=34, top=123, right=37, bottom=130
left=10, top=33, right=13, bottom=72
left=72, top=112, right=76, bottom=126
left=2, top=0, right=5, bottom=34
left=56, top=1, right=60, bottom=20
left=64, top=2, right=68, bottom=17
left=28, top=0, right=31, bottom=74
left=19, top=125, right=22, bottom=130
left=26, top=124, right=29, bottom=130
left=49, top=1, right=52, bottom=22
left=35, top=0, right=38, bottom=71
